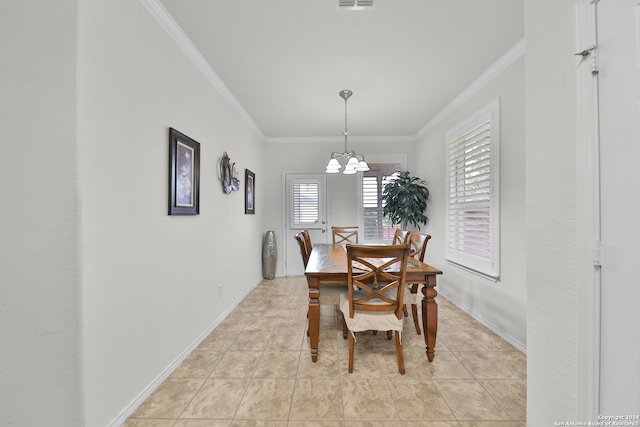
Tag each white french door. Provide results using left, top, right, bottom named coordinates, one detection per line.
left=284, top=173, right=328, bottom=276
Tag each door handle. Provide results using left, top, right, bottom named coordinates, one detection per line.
left=321, top=229, right=326, bottom=233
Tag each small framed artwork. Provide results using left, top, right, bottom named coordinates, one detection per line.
left=245, top=169, right=255, bottom=214
left=168, top=128, right=200, bottom=215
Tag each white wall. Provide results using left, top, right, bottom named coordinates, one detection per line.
left=524, top=0, right=579, bottom=423
left=76, top=1, right=264, bottom=425
left=0, top=1, right=83, bottom=425
left=414, top=55, right=527, bottom=349
left=263, top=140, right=415, bottom=276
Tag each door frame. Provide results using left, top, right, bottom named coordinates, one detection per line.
left=576, top=0, right=601, bottom=420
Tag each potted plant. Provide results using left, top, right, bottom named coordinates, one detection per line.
left=382, top=171, right=429, bottom=230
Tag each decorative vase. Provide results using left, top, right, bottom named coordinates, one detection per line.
left=262, top=231, right=277, bottom=280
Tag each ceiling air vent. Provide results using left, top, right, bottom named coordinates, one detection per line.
left=336, top=0, right=375, bottom=10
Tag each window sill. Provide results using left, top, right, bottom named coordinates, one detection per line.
left=447, top=260, right=500, bottom=282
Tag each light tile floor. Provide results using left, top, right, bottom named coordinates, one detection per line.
left=124, top=276, right=526, bottom=426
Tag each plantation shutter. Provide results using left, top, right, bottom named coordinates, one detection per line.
left=446, top=100, right=500, bottom=279
left=292, top=182, right=319, bottom=225
left=361, top=171, right=398, bottom=241
left=362, top=176, right=383, bottom=240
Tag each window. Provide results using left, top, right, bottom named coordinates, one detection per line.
left=446, top=99, right=500, bottom=279
left=292, top=181, right=319, bottom=226
left=356, top=154, right=406, bottom=242
left=361, top=165, right=400, bottom=241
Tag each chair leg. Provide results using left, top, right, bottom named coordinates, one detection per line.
left=386, top=330, right=393, bottom=340
left=341, top=314, right=348, bottom=339
left=411, top=303, right=422, bottom=335
left=403, top=304, right=409, bottom=317
left=348, top=331, right=355, bottom=373
left=395, top=332, right=405, bottom=375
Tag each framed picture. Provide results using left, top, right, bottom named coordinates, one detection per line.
left=168, top=128, right=200, bottom=215
left=245, top=169, right=255, bottom=214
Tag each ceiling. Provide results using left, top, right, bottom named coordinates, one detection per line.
left=156, top=0, right=524, bottom=142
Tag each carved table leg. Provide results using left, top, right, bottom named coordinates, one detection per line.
left=308, top=279, right=320, bottom=362
left=421, top=276, right=438, bottom=362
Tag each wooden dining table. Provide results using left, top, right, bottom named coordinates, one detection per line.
left=304, top=243, right=443, bottom=362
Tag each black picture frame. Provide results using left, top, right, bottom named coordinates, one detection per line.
left=168, top=128, right=200, bottom=215
left=245, top=169, right=255, bottom=214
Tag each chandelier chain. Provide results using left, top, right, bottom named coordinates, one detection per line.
left=344, top=93, right=349, bottom=151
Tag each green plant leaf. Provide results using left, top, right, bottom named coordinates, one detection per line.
left=381, top=170, right=429, bottom=230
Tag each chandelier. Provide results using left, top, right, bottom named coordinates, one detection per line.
left=325, top=90, right=370, bottom=174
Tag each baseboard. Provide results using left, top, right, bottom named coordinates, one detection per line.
left=108, top=282, right=259, bottom=426
left=438, top=290, right=527, bottom=354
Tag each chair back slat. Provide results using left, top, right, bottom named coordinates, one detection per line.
left=294, top=231, right=310, bottom=268
left=392, top=229, right=410, bottom=245
left=301, top=229, right=312, bottom=255
left=407, top=232, right=431, bottom=262
left=332, top=226, right=359, bottom=244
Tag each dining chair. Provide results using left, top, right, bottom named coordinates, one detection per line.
left=301, top=229, right=312, bottom=257
left=392, top=228, right=410, bottom=245
left=331, top=226, right=359, bottom=244
left=294, top=231, right=311, bottom=268
left=294, top=230, right=344, bottom=334
left=340, top=243, right=411, bottom=374
left=403, top=232, right=432, bottom=334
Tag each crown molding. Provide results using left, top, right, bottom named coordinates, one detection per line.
left=140, top=0, right=265, bottom=140
left=415, top=38, right=525, bottom=139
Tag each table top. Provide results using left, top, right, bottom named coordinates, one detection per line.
left=305, top=243, right=442, bottom=276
